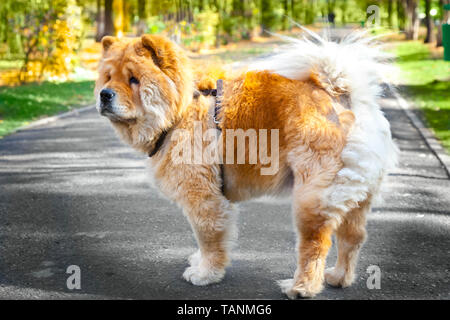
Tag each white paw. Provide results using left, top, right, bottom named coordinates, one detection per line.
left=325, top=267, right=353, bottom=288
left=277, top=278, right=323, bottom=299
left=277, top=279, right=298, bottom=299
left=183, top=265, right=225, bottom=286
left=188, top=250, right=202, bottom=267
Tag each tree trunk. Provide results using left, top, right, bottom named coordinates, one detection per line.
left=306, top=0, right=316, bottom=25
left=95, top=0, right=104, bottom=42
left=387, top=0, right=393, bottom=28
left=424, top=0, right=434, bottom=43
left=212, top=0, right=221, bottom=47
left=340, top=0, right=347, bottom=25
left=403, top=0, right=419, bottom=40
left=397, top=0, right=405, bottom=30
left=244, top=0, right=253, bottom=39
left=137, top=0, right=147, bottom=36
left=104, top=0, right=115, bottom=37
left=261, top=0, right=275, bottom=35
left=283, top=0, right=289, bottom=30
left=290, top=0, right=295, bottom=20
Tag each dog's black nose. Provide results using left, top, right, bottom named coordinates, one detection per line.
left=100, top=88, right=115, bottom=103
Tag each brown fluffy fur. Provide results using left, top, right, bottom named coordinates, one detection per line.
left=95, top=34, right=366, bottom=298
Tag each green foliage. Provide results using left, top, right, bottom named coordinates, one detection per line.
left=192, top=9, right=219, bottom=48
left=261, top=0, right=277, bottom=32
left=395, top=41, right=450, bottom=151
left=146, top=16, right=167, bottom=34
left=0, top=0, right=84, bottom=83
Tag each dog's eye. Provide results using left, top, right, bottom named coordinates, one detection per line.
left=129, top=76, right=139, bottom=85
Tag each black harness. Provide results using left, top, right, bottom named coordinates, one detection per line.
left=148, top=79, right=223, bottom=158
left=147, top=129, right=170, bottom=157
left=195, top=79, right=223, bottom=130
left=148, top=79, right=225, bottom=194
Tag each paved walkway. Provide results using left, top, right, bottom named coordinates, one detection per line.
left=0, top=84, right=449, bottom=299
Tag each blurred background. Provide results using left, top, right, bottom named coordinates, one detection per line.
left=0, top=0, right=449, bottom=151
left=0, top=1, right=449, bottom=300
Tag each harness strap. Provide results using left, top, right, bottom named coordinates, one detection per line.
left=148, top=129, right=169, bottom=158
left=149, top=79, right=226, bottom=194
left=198, top=79, right=225, bottom=194
left=199, top=79, right=223, bottom=131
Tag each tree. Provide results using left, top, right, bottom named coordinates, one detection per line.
left=424, top=0, right=434, bottom=43
left=290, top=0, right=296, bottom=20
left=387, top=0, right=394, bottom=28
left=95, top=0, right=104, bottom=42
left=261, top=0, right=276, bottom=35
left=137, top=0, right=148, bottom=35
left=283, top=0, right=290, bottom=30
left=340, top=0, right=348, bottom=25
left=397, top=0, right=405, bottom=30
left=16, top=0, right=82, bottom=83
left=104, top=0, right=115, bottom=37
left=402, top=0, right=419, bottom=40
left=211, top=0, right=223, bottom=47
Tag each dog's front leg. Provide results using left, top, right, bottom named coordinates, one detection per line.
left=181, top=195, right=237, bottom=286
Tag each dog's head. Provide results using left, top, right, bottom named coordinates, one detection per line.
left=95, top=35, right=194, bottom=152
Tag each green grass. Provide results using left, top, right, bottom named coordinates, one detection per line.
left=0, top=80, right=95, bottom=137
left=394, top=41, right=450, bottom=151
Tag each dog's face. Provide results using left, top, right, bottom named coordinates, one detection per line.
left=95, top=35, right=193, bottom=151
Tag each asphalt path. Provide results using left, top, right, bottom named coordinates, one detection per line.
left=0, top=75, right=449, bottom=300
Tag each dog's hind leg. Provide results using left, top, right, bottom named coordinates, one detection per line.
left=325, top=198, right=370, bottom=288
left=279, top=154, right=342, bottom=298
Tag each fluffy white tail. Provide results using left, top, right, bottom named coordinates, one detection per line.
left=250, top=28, right=399, bottom=213
left=249, top=28, right=392, bottom=101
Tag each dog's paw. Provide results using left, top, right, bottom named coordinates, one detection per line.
left=277, top=279, right=298, bottom=299
left=183, top=265, right=224, bottom=286
left=324, top=267, right=353, bottom=288
left=277, top=278, right=323, bottom=299
left=188, top=250, right=202, bottom=267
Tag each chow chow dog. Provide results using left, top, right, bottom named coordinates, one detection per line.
left=95, top=30, right=397, bottom=298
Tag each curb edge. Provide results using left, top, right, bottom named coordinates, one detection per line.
left=14, top=104, right=95, bottom=133
left=394, top=91, right=450, bottom=179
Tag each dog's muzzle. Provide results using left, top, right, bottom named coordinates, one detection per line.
left=99, top=88, right=116, bottom=115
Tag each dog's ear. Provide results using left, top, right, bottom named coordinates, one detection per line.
left=101, top=36, right=117, bottom=53
left=139, top=34, right=192, bottom=90
left=140, top=34, right=167, bottom=68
